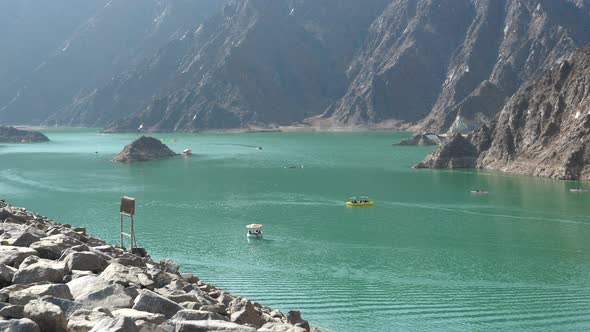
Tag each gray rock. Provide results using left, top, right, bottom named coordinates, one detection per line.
left=0, top=318, right=41, bottom=332
left=0, top=246, right=39, bottom=267
left=12, top=258, right=66, bottom=284
left=0, top=263, right=15, bottom=287
left=132, top=289, right=182, bottom=319
left=258, top=322, right=307, bottom=332
left=167, top=320, right=256, bottom=332
left=40, top=295, right=84, bottom=317
left=74, top=284, right=135, bottom=310
left=67, top=275, right=110, bottom=298
left=113, top=254, right=146, bottom=268
left=11, top=233, right=42, bottom=247
left=199, top=304, right=226, bottom=315
left=89, top=316, right=139, bottom=332
left=135, top=320, right=169, bottom=332
left=159, top=259, right=180, bottom=274
left=63, top=251, right=109, bottom=273
left=111, top=308, right=166, bottom=325
left=67, top=308, right=114, bottom=332
left=100, top=263, right=155, bottom=289
left=228, top=298, right=264, bottom=328
left=23, top=299, right=67, bottom=332
left=8, top=284, right=73, bottom=306
left=0, top=303, right=24, bottom=319
left=30, top=234, right=84, bottom=260
left=286, top=311, right=309, bottom=332
left=170, top=309, right=227, bottom=322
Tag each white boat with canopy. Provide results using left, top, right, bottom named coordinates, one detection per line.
left=246, top=224, right=263, bottom=239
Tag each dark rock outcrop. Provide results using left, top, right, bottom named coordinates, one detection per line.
left=0, top=127, right=49, bottom=143
left=416, top=44, right=590, bottom=181
left=112, top=136, right=177, bottom=163
left=414, top=134, right=477, bottom=169
left=396, top=133, right=440, bottom=146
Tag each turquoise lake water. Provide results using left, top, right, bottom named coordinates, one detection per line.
left=1, top=129, right=590, bottom=331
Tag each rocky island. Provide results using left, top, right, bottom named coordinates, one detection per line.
left=415, top=45, right=590, bottom=181
left=0, top=200, right=312, bottom=332
left=112, top=136, right=178, bottom=163
left=0, top=126, right=49, bottom=143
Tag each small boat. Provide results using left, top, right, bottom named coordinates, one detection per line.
left=470, top=190, right=489, bottom=195
left=570, top=188, right=588, bottom=193
left=346, top=197, right=375, bottom=207
left=246, top=224, right=264, bottom=239
left=182, top=148, right=192, bottom=155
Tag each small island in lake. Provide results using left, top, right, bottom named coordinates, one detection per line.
left=0, top=126, right=49, bottom=143
left=112, top=136, right=178, bottom=163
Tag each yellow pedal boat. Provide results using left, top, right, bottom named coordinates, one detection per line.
left=346, top=197, right=375, bottom=207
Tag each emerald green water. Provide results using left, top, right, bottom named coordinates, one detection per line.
left=2, top=129, right=590, bottom=331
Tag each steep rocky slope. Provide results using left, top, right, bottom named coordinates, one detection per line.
left=325, top=0, right=590, bottom=132
left=0, top=0, right=222, bottom=126
left=416, top=44, right=590, bottom=180
left=2, top=0, right=590, bottom=132
left=102, top=0, right=390, bottom=132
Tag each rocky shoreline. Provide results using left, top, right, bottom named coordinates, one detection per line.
left=0, top=200, right=313, bottom=332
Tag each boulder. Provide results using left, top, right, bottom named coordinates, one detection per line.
left=67, top=275, right=110, bottom=298
left=167, top=320, right=257, bottom=332
left=67, top=308, right=114, bottom=332
left=23, top=299, right=67, bottom=332
left=63, top=251, right=109, bottom=273
left=228, top=298, right=264, bottom=328
left=30, top=234, right=84, bottom=260
left=112, top=254, right=146, bottom=268
left=40, top=296, right=84, bottom=317
left=170, top=309, right=227, bottom=322
left=12, top=258, right=66, bottom=284
left=0, top=263, right=15, bottom=287
left=99, top=263, right=155, bottom=289
left=11, top=232, right=42, bottom=248
left=199, top=304, right=227, bottom=315
left=0, top=318, right=41, bottom=332
left=286, top=311, right=310, bottom=332
left=74, top=284, right=135, bottom=310
left=132, top=289, right=182, bottom=319
left=111, top=308, right=166, bottom=325
left=89, top=316, right=139, bottom=332
left=0, top=246, right=39, bottom=267
left=8, top=284, right=73, bottom=305
left=112, top=136, right=178, bottom=163
left=159, top=259, right=180, bottom=274
left=258, top=322, right=308, bottom=332
left=0, top=303, right=24, bottom=319
left=135, top=320, right=169, bottom=332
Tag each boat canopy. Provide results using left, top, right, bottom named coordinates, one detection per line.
left=246, top=224, right=263, bottom=229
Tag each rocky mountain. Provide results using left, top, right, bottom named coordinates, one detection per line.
left=1, top=0, right=590, bottom=132
left=325, top=0, right=590, bottom=133
left=0, top=0, right=222, bottom=126
left=416, top=44, right=590, bottom=180
left=98, top=0, right=391, bottom=132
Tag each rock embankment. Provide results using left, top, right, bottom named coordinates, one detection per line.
left=0, top=200, right=312, bottom=332
left=112, top=136, right=178, bottom=163
left=0, top=126, right=49, bottom=143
